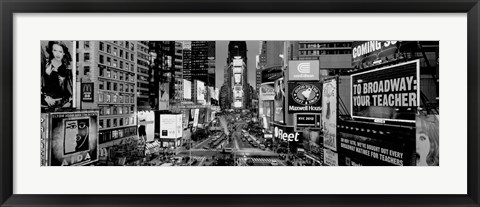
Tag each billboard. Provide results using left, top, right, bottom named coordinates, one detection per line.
left=193, top=109, right=200, bottom=127
left=322, top=78, right=338, bottom=151
left=196, top=80, right=206, bottom=103
left=48, top=111, right=98, bottom=166
left=234, top=74, right=242, bottom=84
left=233, top=58, right=243, bottom=67
left=233, top=67, right=242, bottom=74
left=183, top=79, right=192, bottom=99
left=351, top=59, right=420, bottom=122
left=352, top=41, right=399, bottom=68
left=288, top=82, right=322, bottom=113
left=274, top=78, right=285, bottom=123
left=260, top=83, right=275, bottom=101
left=288, top=60, right=320, bottom=81
left=214, top=88, right=219, bottom=101
left=234, top=100, right=243, bottom=108
left=138, top=111, right=155, bottom=142
left=416, top=114, right=439, bottom=166
left=159, top=82, right=170, bottom=110
left=324, top=149, right=339, bottom=166
left=262, top=66, right=283, bottom=83
left=273, top=125, right=302, bottom=143
left=182, top=110, right=190, bottom=129
left=81, top=82, right=94, bottom=102
left=41, top=41, right=76, bottom=112
left=296, top=114, right=321, bottom=128
left=159, top=114, right=183, bottom=138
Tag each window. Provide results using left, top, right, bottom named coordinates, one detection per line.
left=99, top=107, right=104, bottom=115
left=119, top=84, right=123, bottom=92
left=120, top=61, right=123, bottom=69
left=113, top=71, right=117, bottom=79
left=106, top=82, right=111, bottom=90
left=130, top=84, right=134, bottom=92
left=130, top=117, right=134, bottom=125
left=107, top=57, right=111, bottom=66
left=84, top=41, right=90, bottom=48
left=113, top=47, right=117, bottom=56
left=113, top=59, right=117, bottom=67
left=99, top=66, right=104, bottom=77
left=119, top=72, right=123, bottom=80
left=131, top=54, right=134, bottom=61
left=113, top=94, right=117, bottom=103
left=113, top=83, right=117, bottom=91
left=84, top=53, right=90, bottom=61
left=76, top=53, right=78, bottom=62
left=130, top=75, right=134, bottom=82
left=99, top=55, right=104, bottom=64
left=120, top=50, right=123, bottom=58
left=100, top=42, right=104, bottom=51
left=130, top=96, right=134, bottom=103
left=125, top=63, right=129, bottom=70
left=83, top=66, right=90, bottom=75
left=126, top=41, right=129, bottom=48
left=131, top=64, right=134, bottom=72
left=119, top=117, right=123, bottom=126
left=125, top=85, right=129, bottom=93
left=99, top=92, right=104, bottom=102
left=119, top=95, right=123, bottom=103
left=130, top=106, right=134, bottom=113
left=113, top=118, right=117, bottom=127
left=107, top=44, right=111, bottom=53
left=99, top=120, right=103, bottom=129
left=106, top=94, right=111, bottom=103
left=118, top=107, right=123, bottom=115
left=106, top=119, right=111, bottom=128
left=99, top=81, right=104, bottom=90
left=125, top=117, right=129, bottom=125
left=125, top=95, right=128, bottom=103
left=125, top=73, right=129, bottom=81
left=124, top=106, right=128, bottom=114
left=105, top=106, right=110, bottom=115
left=112, top=106, right=117, bottom=115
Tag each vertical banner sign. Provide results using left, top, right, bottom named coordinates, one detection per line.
left=159, top=82, right=170, bottom=110
left=274, top=78, right=285, bottom=123
left=81, top=82, right=94, bottom=102
left=351, top=59, right=420, bottom=122
left=416, top=114, right=439, bottom=166
left=41, top=41, right=76, bottom=112
left=49, top=111, right=99, bottom=166
left=323, top=148, right=339, bottom=166
left=40, top=113, right=50, bottom=166
left=322, top=78, right=338, bottom=151
left=193, top=109, right=200, bottom=128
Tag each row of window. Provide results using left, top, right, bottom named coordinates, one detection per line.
left=99, top=126, right=137, bottom=144
left=98, top=92, right=135, bottom=104
left=99, top=105, right=135, bottom=116
left=99, top=80, right=135, bottom=93
left=99, top=66, right=135, bottom=82
left=99, top=42, right=135, bottom=62
left=299, top=42, right=352, bottom=49
left=299, top=49, right=352, bottom=56
left=99, top=54, right=135, bottom=72
left=99, top=116, right=134, bottom=129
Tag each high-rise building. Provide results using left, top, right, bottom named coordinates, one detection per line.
left=75, top=41, right=138, bottom=146
left=174, top=42, right=184, bottom=101
left=136, top=41, right=150, bottom=110
left=191, top=41, right=216, bottom=87
left=148, top=41, right=175, bottom=110
left=182, top=42, right=192, bottom=81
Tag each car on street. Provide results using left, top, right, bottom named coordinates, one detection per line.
left=270, top=160, right=278, bottom=166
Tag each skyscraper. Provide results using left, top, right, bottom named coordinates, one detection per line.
left=136, top=41, right=150, bottom=110
left=191, top=41, right=216, bottom=87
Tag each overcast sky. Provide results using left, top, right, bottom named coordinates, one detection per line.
left=215, top=41, right=260, bottom=89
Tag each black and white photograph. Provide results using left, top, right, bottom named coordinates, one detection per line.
left=40, top=41, right=439, bottom=166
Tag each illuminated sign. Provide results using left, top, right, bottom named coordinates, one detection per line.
left=288, top=60, right=320, bottom=81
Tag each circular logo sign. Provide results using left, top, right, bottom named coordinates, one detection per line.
left=292, top=84, right=321, bottom=105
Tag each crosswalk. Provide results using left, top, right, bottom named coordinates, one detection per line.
left=240, top=157, right=280, bottom=163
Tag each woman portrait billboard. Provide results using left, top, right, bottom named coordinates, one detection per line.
left=41, top=41, right=75, bottom=112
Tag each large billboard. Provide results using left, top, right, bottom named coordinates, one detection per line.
left=159, top=82, right=170, bottom=110
left=234, top=74, right=242, bottom=84
left=196, top=80, right=206, bottom=104
left=288, top=82, right=322, bottom=113
left=183, top=79, right=192, bottom=99
left=41, top=41, right=76, bottom=112
left=233, top=58, right=243, bottom=67
left=288, top=60, right=320, bottom=81
left=322, top=78, right=338, bottom=151
left=260, top=83, right=275, bottom=101
left=138, top=111, right=155, bottom=142
left=48, top=111, right=98, bottom=166
left=351, top=59, right=420, bottom=122
left=233, top=67, right=242, bottom=74
left=274, top=78, right=285, bottom=123
left=352, top=41, right=399, bottom=69
left=159, top=114, right=183, bottom=139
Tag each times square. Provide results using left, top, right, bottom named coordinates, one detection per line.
left=40, top=41, right=439, bottom=167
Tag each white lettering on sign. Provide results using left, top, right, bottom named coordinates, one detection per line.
left=352, top=41, right=397, bottom=59
left=275, top=127, right=300, bottom=142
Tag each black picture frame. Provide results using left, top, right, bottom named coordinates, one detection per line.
left=1, top=0, right=479, bottom=206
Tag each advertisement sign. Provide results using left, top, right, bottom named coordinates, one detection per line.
left=183, top=79, right=192, bottom=99
left=41, top=41, right=76, bottom=112
left=234, top=74, right=242, bottom=84
left=296, top=114, right=321, bottom=128
left=138, top=111, right=155, bottom=142
left=159, top=114, right=183, bottom=138
left=273, top=125, right=301, bottom=143
left=214, top=88, right=219, bottom=101
left=262, top=66, right=283, bottom=83
left=416, top=114, right=439, bottom=166
left=274, top=78, right=285, bottom=123
left=81, top=82, right=94, bottom=102
left=260, top=83, right=275, bottom=101
left=159, top=82, right=170, bottom=110
left=352, top=41, right=399, bottom=68
left=288, top=60, right=320, bottom=81
left=233, top=58, right=243, bottom=67
left=288, top=82, right=322, bottom=113
left=322, top=78, right=338, bottom=151
left=193, top=109, right=200, bottom=127
left=48, top=111, right=98, bottom=166
left=234, top=100, right=243, bottom=108
left=351, top=60, right=420, bottom=122
left=41, top=113, right=50, bottom=166
left=324, top=149, right=339, bottom=166
left=233, top=67, right=242, bottom=74
left=182, top=110, right=190, bottom=129
left=196, top=80, right=206, bottom=103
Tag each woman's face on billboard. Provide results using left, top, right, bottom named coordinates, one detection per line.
left=52, top=44, right=65, bottom=61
